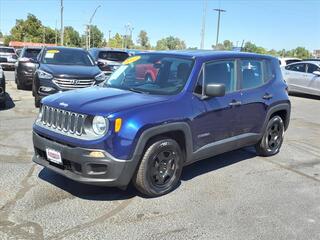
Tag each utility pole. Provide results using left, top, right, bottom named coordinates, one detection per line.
left=88, top=5, right=101, bottom=49
left=200, top=0, right=207, bottom=49
left=213, top=8, right=226, bottom=48
left=108, top=30, right=111, bottom=41
left=55, top=20, right=58, bottom=45
left=60, top=0, right=64, bottom=46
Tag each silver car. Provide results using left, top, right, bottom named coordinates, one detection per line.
left=281, top=61, right=320, bottom=96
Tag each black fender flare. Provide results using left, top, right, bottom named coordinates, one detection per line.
left=262, top=102, right=291, bottom=134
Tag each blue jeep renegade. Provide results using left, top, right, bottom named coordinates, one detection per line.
left=32, top=51, right=291, bottom=197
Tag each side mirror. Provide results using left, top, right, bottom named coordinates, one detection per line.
left=312, top=70, right=320, bottom=76
left=205, top=83, right=225, bottom=97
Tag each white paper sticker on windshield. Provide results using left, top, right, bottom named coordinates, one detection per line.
left=45, top=52, right=55, bottom=59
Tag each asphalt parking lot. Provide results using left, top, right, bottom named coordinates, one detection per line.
left=0, top=70, right=320, bottom=240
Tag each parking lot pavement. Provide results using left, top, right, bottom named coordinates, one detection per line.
left=0, top=71, right=320, bottom=240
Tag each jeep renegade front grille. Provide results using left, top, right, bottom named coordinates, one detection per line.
left=40, top=105, right=86, bottom=136
left=53, top=78, right=95, bottom=90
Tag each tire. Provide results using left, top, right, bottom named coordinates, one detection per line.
left=133, top=138, right=184, bottom=197
left=255, top=115, right=285, bottom=157
left=34, top=94, right=41, bottom=108
left=16, top=76, right=22, bottom=90
left=0, top=101, right=5, bottom=109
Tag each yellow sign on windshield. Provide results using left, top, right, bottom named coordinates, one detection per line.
left=123, top=56, right=141, bottom=65
left=47, top=50, right=60, bottom=54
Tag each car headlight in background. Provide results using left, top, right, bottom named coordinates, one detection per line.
left=95, top=72, right=106, bottom=82
left=38, top=70, right=53, bottom=79
left=92, top=116, right=108, bottom=135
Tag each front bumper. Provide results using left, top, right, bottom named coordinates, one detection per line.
left=32, top=131, right=137, bottom=187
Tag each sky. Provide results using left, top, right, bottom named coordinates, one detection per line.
left=0, top=0, right=319, bottom=51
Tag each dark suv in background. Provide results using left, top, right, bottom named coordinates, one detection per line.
left=15, top=47, right=42, bottom=90
left=33, top=47, right=106, bottom=107
left=32, top=51, right=291, bottom=197
left=89, top=48, right=129, bottom=75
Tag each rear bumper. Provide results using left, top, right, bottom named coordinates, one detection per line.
left=0, top=62, right=15, bottom=70
left=32, top=131, right=138, bottom=187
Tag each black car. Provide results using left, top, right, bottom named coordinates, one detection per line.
left=88, top=48, right=129, bottom=75
left=0, top=66, right=6, bottom=108
left=33, top=47, right=106, bottom=107
left=15, top=47, right=42, bottom=90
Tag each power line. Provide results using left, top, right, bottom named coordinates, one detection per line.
left=213, top=8, right=226, bottom=48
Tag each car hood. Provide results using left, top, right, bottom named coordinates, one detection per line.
left=41, top=64, right=101, bottom=78
left=42, top=86, right=171, bottom=116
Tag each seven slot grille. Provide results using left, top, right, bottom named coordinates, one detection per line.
left=53, top=78, right=95, bottom=89
left=41, top=106, right=86, bottom=135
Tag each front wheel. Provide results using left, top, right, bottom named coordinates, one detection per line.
left=34, top=93, right=41, bottom=108
left=255, top=116, right=285, bottom=156
left=133, top=138, right=184, bottom=197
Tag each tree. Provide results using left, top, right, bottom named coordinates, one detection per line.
left=108, top=33, right=123, bottom=48
left=137, top=30, right=150, bottom=49
left=242, top=41, right=267, bottom=54
left=89, top=25, right=104, bottom=48
left=292, top=47, right=311, bottom=59
left=212, top=40, right=233, bottom=50
left=4, top=14, right=56, bottom=44
left=156, top=36, right=186, bottom=50
left=64, top=26, right=81, bottom=47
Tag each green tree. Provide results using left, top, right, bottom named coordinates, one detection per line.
left=292, top=47, right=311, bottom=59
left=137, top=30, right=150, bottom=49
left=108, top=33, right=123, bottom=48
left=156, top=36, right=186, bottom=50
left=89, top=25, right=104, bottom=47
left=64, top=26, right=81, bottom=47
left=243, top=41, right=267, bottom=54
left=212, top=40, right=233, bottom=50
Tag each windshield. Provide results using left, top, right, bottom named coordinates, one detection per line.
left=105, top=54, right=194, bottom=95
left=98, top=51, right=129, bottom=62
left=23, top=49, right=41, bottom=60
left=42, top=48, right=94, bottom=66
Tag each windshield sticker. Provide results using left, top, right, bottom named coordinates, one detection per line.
left=123, top=56, right=141, bottom=65
left=45, top=50, right=59, bottom=59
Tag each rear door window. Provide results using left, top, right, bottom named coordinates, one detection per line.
left=98, top=51, right=129, bottom=62
left=240, top=59, right=274, bottom=90
left=306, top=63, right=320, bottom=73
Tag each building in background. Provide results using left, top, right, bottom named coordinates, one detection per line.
left=313, top=50, right=320, bottom=59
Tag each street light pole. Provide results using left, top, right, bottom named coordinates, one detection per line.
left=213, top=8, right=226, bottom=48
left=88, top=5, right=101, bottom=49
left=60, top=0, right=64, bottom=45
left=200, top=0, right=207, bottom=49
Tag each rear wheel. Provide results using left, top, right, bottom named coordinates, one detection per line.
left=133, top=138, right=183, bottom=197
left=255, top=116, right=284, bottom=156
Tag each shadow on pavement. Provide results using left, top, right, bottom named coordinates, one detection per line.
left=0, top=92, right=15, bottom=111
left=38, top=147, right=257, bottom=200
left=289, top=92, right=320, bottom=100
left=181, top=147, right=256, bottom=181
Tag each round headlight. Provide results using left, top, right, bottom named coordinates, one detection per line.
left=92, top=116, right=108, bottom=135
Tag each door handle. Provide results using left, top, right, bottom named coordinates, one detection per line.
left=262, top=93, right=273, bottom=100
left=229, top=100, right=242, bottom=107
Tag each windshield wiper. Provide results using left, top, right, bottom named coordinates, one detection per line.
left=128, top=88, right=149, bottom=94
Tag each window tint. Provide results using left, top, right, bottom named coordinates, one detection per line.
left=0, top=48, right=15, bottom=53
left=98, top=51, right=129, bottom=62
left=285, top=63, right=306, bottom=72
left=204, top=60, right=236, bottom=93
left=240, top=60, right=264, bottom=89
left=307, top=64, right=320, bottom=73
left=264, top=60, right=274, bottom=82
left=285, top=59, right=301, bottom=65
